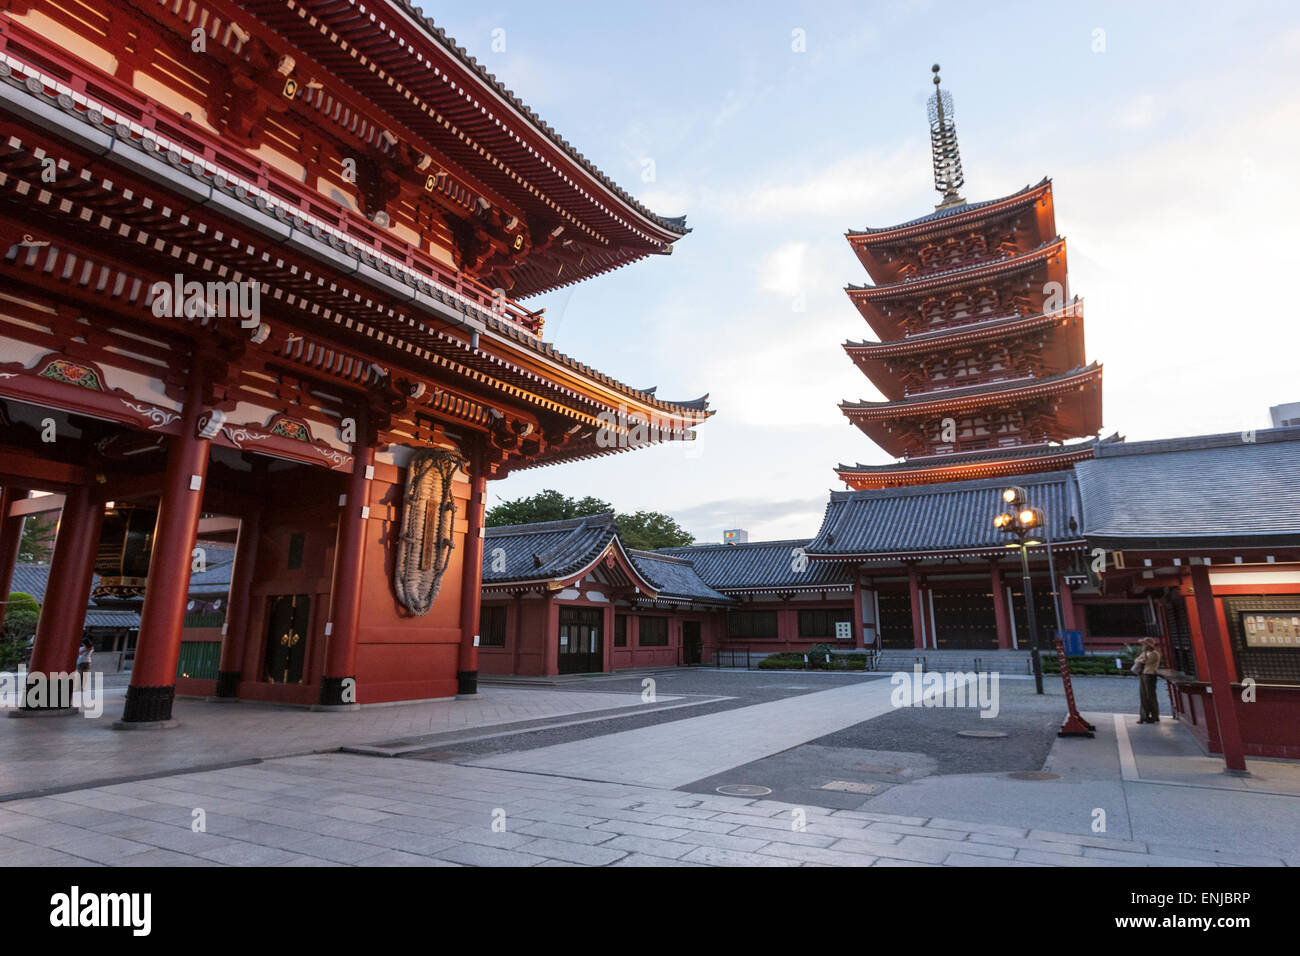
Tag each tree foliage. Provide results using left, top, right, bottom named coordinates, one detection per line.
left=616, top=511, right=695, bottom=550
left=485, top=490, right=611, bottom=527
left=18, top=513, right=56, bottom=564
left=1, top=592, right=40, bottom=667
left=485, top=490, right=695, bottom=550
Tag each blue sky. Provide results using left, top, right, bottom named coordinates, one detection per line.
left=425, top=1, right=1300, bottom=542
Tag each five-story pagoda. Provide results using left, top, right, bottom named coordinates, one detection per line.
left=837, top=66, right=1103, bottom=489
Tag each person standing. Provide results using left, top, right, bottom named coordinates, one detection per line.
left=75, top=637, right=94, bottom=693
left=1135, top=637, right=1162, bottom=724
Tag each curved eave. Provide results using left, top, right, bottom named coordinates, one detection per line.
left=847, top=179, right=1053, bottom=244
left=846, top=238, right=1067, bottom=305
left=806, top=541, right=1089, bottom=563
left=841, top=364, right=1103, bottom=422
left=836, top=446, right=1097, bottom=489
left=482, top=535, right=661, bottom=596
left=843, top=305, right=1087, bottom=399
left=845, top=304, right=1084, bottom=360
left=304, top=0, right=691, bottom=247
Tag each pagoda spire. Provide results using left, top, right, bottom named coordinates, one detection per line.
left=928, top=64, right=966, bottom=209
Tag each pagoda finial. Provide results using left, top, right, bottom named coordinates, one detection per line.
left=928, top=64, right=966, bottom=210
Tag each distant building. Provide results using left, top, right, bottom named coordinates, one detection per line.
left=723, top=529, right=748, bottom=545
left=1270, top=403, right=1300, bottom=428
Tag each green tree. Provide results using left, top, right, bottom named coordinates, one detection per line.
left=1, top=592, right=40, bottom=669
left=616, top=511, right=695, bottom=550
left=486, top=490, right=611, bottom=527
left=485, top=491, right=696, bottom=550
left=18, top=513, right=57, bottom=564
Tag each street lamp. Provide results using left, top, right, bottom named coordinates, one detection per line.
left=994, top=486, right=1047, bottom=695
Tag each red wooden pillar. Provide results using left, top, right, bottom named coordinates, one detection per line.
left=1188, top=562, right=1247, bottom=774
left=457, top=444, right=487, bottom=695
left=908, top=566, right=926, bottom=649
left=1059, top=577, right=1079, bottom=632
left=851, top=577, right=865, bottom=648
left=0, top=487, right=28, bottom=619
left=18, top=484, right=102, bottom=713
left=118, top=380, right=212, bottom=726
left=213, top=508, right=261, bottom=700
left=317, top=441, right=374, bottom=708
left=991, top=562, right=1012, bottom=650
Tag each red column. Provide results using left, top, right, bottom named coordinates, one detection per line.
left=1059, top=577, right=1079, bottom=632
left=317, top=442, right=374, bottom=708
left=457, top=445, right=487, bottom=696
left=20, top=485, right=103, bottom=712
left=1188, top=562, right=1247, bottom=773
left=908, top=566, right=926, bottom=649
left=213, top=508, right=261, bottom=700
left=118, top=381, right=212, bottom=726
left=991, top=562, right=1012, bottom=650
left=851, top=577, right=865, bottom=648
left=0, top=487, right=28, bottom=619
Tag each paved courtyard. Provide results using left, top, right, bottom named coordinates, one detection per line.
left=1, top=670, right=1296, bottom=867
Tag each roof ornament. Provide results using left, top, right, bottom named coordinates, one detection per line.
left=927, top=64, right=966, bottom=210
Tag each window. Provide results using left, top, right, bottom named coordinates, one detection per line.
left=614, top=614, right=627, bottom=647
left=798, top=608, right=853, bottom=639
left=639, top=616, right=668, bottom=647
left=480, top=605, right=507, bottom=647
left=287, top=533, right=305, bottom=570
left=727, top=610, right=778, bottom=639
left=1084, top=603, right=1151, bottom=638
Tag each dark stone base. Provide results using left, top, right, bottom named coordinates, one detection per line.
left=21, top=674, right=75, bottom=710
left=120, top=684, right=176, bottom=724
left=213, top=670, right=241, bottom=699
left=318, top=675, right=356, bottom=707
left=456, top=670, right=478, bottom=696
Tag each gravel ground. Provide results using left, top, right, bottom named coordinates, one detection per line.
left=676, top=675, right=1150, bottom=810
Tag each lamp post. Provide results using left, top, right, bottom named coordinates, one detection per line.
left=994, top=486, right=1046, bottom=695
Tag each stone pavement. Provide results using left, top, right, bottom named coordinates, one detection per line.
left=0, top=753, right=1264, bottom=867
left=465, top=673, right=953, bottom=786
left=0, top=686, right=672, bottom=798
left=0, top=673, right=1294, bottom=866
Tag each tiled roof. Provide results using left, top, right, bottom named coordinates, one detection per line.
left=841, top=363, right=1101, bottom=414
left=657, top=540, right=854, bottom=591
left=9, top=548, right=233, bottom=612
left=806, top=471, right=1083, bottom=557
left=626, top=551, right=733, bottom=605
left=848, top=179, right=1049, bottom=237
left=189, top=542, right=236, bottom=595
left=837, top=436, right=1112, bottom=474
left=10, top=565, right=141, bottom=628
left=482, top=513, right=620, bottom=584
left=1076, top=426, right=1300, bottom=548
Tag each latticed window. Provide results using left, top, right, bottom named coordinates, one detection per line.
left=727, top=610, right=778, bottom=639
left=639, top=616, right=668, bottom=646
left=798, top=609, right=852, bottom=639
left=614, top=614, right=627, bottom=647
left=480, top=605, right=507, bottom=647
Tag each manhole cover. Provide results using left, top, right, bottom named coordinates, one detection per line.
left=957, top=730, right=1008, bottom=738
left=821, top=781, right=884, bottom=795
left=716, top=784, right=772, bottom=797
left=1006, top=771, right=1062, bottom=781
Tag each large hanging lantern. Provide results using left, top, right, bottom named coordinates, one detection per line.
left=94, top=504, right=156, bottom=598
left=393, top=448, right=464, bottom=616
